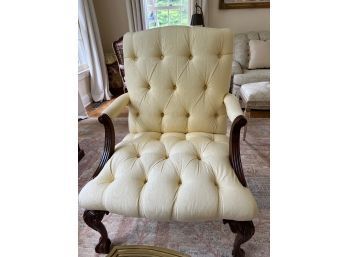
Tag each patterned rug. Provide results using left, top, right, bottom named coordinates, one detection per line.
left=78, top=117, right=269, bottom=257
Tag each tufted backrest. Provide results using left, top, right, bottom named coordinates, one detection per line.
left=123, top=26, right=233, bottom=134
left=234, top=31, right=270, bottom=69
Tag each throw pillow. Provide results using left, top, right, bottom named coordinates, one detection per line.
left=248, top=40, right=270, bottom=69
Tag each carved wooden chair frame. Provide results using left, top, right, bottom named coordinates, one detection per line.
left=82, top=112, right=255, bottom=257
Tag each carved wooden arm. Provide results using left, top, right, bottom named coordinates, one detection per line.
left=90, top=93, right=130, bottom=179
left=224, top=94, right=248, bottom=187
left=229, top=115, right=248, bottom=187
left=91, top=114, right=115, bottom=179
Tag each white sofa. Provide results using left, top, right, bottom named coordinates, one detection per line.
left=231, top=31, right=270, bottom=98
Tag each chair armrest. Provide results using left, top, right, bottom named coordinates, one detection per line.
left=102, top=93, right=129, bottom=118
left=224, top=94, right=248, bottom=187
left=232, top=60, right=243, bottom=76
left=91, top=93, right=129, bottom=179
left=224, top=94, right=244, bottom=123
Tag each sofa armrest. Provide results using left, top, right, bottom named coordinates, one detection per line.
left=224, top=94, right=244, bottom=123
left=102, top=93, right=129, bottom=118
left=232, top=61, right=243, bottom=76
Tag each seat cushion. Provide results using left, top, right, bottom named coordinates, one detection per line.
left=79, top=132, right=258, bottom=222
left=233, top=69, right=270, bottom=86
left=240, top=82, right=270, bottom=109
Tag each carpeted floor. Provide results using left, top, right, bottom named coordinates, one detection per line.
left=78, top=117, right=269, bottom=257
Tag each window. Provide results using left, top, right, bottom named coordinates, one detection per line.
left=143, top=0, right=190, bottom=29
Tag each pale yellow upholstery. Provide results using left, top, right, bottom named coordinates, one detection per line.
left=224, top=94, right=244, bottom=123
left=124, top=26, right=232, bottom=134
left=79, top=26, right=258, bottom=222
left=103, top=93, right=129, bottom=118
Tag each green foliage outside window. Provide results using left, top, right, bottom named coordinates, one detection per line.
left=146, top=0, right=189, bottom=29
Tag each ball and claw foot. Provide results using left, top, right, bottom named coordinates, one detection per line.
left=232, top=247, right=245, bottom=257
left=223, top=219, right=255, bottom=257
left=83, top=210, right=111, bottom=254
left=95, top=237, right=111, bottom=254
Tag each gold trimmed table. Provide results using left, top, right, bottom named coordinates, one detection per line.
left=106, top=245, right=190, bottom=257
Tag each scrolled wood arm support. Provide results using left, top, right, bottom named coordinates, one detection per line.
left=91, top=114, right=115, bottom=179
left=229, top=115, right=248, bottom=187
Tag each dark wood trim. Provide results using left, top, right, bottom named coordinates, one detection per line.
left=223, top=219, right=255, bottom=257
left=219, top=0, right=270, bottom=9
left=78, top=144, right=85, bottom=162
left=229, top=115, right=248, bottom=187
left=91, top=113, right=115, bottom=179
left=83, top=210, right=111, bottom=253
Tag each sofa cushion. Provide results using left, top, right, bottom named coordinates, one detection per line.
left=233, top=69, right=270, bottom=86
left=248, top=40, right=270, bottom=69
left=240, top=82, right=270, bottom=108
left=79, top=132, right=258, bottom=222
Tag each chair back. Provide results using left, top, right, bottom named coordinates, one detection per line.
left=123, top=26, right=233, bottom=134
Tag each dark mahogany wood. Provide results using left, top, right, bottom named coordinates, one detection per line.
left=229, top=115, right=248, bottom=187
left=83, top=114, right=115, bottom=254
left=226, top=115, right=254, bottom=256
left=83, top=210, right=111, bottom=253
left=91, top=113, right=115, bottom=179
left=78, top=144, right=85, bottom=162
left=223, top=219, right=255, bottom=257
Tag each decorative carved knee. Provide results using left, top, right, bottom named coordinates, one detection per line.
left=223, top=219, right=255, bottom=257
left=83, top=210, right=111, bottom=254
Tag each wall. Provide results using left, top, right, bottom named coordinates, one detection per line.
left=78, top=71, right=92, bottom=107
left=208, top=0, right=270, bottom=33
left=93, top=0, right=270, bottom=54
left=93, top=0, right=129, bottom=54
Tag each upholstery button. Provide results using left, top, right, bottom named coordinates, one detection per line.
left=146, top=84, right=150, bottom=89
left=160, top=55, right=164, bottom=59
left=215, top=181, right=219, bottom=187
left=186, top=113, right=190, bottom=118
left=135, top=112, right=139, bottom=117
left=189, top=55, right=193, bottom=60
left=214, top=113, right=219, bottom=118
left=197, top=156, right=201, bottom=160
left=144, top=179, right=147, bottom=184
left=161, top=112, right=164, bottom=117
left=178, top=180, right=182, bottom=185
left=203, top=85, right=207, bottom=90
left=173, top=85, right=177, bottom=90
left=218, top=53, right=222, bottom=58
left=134, top=56, right=138, bottom=61
left=136, top=154, right=140, bottom=158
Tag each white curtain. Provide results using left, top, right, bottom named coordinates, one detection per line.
left=126, top=0, right=146, bottom=32
left=78, top=0, right=111, bottom=102
left=190, top=0, right=208, bottom=26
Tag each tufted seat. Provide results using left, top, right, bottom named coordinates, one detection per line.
left=79, top=131, right=257, bottom=221
left=79, top=26, right=259, bottom=255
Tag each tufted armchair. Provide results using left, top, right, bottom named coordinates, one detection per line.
left=79, top=26, right=258, bottom=257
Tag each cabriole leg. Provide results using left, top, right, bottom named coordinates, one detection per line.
left=223, top=219, right=255, bottom=257
left=83, top=210, right=111, bottom=253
